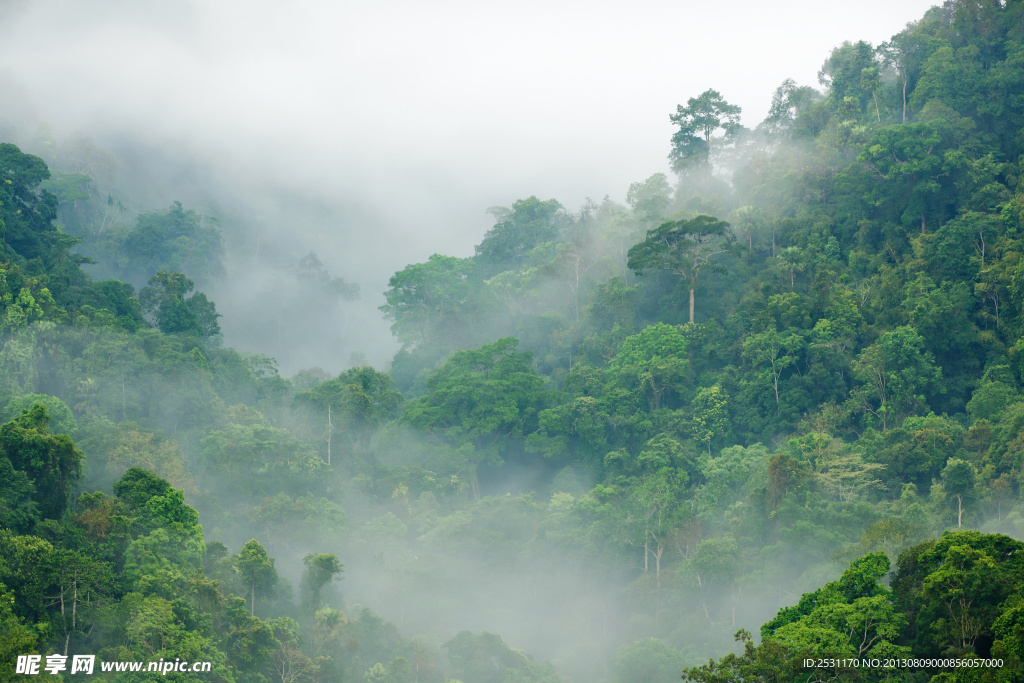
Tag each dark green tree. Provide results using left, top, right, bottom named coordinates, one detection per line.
left=475, top=197, right=567, bottom=275
left=403, top=337, right=548, bottom=500
left=627, top=215, right=734, bottom=323
left=139, top=270, right=221, bottom=337
left=0, top=405, right=83, bottom=520
left=669, top=89, right=743, bottom=172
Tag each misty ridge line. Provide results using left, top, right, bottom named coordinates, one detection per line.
left=3, top=1, right=1024, bottom=682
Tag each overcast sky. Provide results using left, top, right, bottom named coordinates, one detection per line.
left=0, top=0, right=940, bottom=367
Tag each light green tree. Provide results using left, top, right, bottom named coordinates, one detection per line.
left=690, top=385, right=729, bottom=455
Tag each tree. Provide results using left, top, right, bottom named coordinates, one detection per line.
left=0, top=405, right=83, bottom=520
left=0, top=583, right=38, bottom=681
left=856, top=121, right=951, bottom=234
left=402, top=337, right=548, bottom=500
left=922, top=544, right=999, bottom=653
left=690, top=385, right=729, bottom=456
left=295, top=366, right=403, bottom=462
left=759, top=78, right=821, bottom=141
left=669, top=89, right=743, bottom=172
left=236, top=539, right=278, bottom=617
left=119, top=201, right=225, bottom=283
left=139, top=270, right=221, bottom=337
left=742, top=326, right=805, bottom=408
left=0, top=143, right=77, bottom=267
left=627, top=215, right=734, bottom=323
left=302, top=553, right=342, bottom=608
left=851, top=326, right=942, bottom=430
left=444, top=630, right=559, bottom=683
left=379, top=254, right=476, bottom=348
left=475, top=196, right=567, bottom=275
left=762, top=553, right=909, bottom=661
left=881, top=26, right=934, bottom=124
left=893, top=532, right=1024, bottom=658
left=622, top=438, right=690, bottom=600
left=201, top=408, right=328, bottom=498
left=607, top=323, right=690, bottom=412
left=626, top=173, right=672, bottom=226
left=817, top=41, right=878, bottom=117
left=690, top=536, right=741, bottom=623
left=612, top=638, right=686, bottom=683
left=862, top=66, right=882, bottom=123
left=941, top=458, right=977, bottom=528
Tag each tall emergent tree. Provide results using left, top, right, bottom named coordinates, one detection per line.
left=627, top=215, right=734, bottom=323
left=235, top=539, right=278, bottom=617
left=669, top=89, right=742, bottom=173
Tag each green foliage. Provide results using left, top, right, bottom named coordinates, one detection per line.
left=627, top=215, right=733, bottom=323
left=444, top=631, right=560, bottom=683
left=295, top=365, right=403, bottom=453
left=201, top=406, right=328, bottom=498
left=403, top=337, right=548, bottom=498
left=611, top=637, right=685, bottom=683
left=608, top=322, right=690, bottom=412
left=669, top=89, right=743, bottom=172
left=8, top=3, right=1024, bottom=680
left=690, top=385, right=729, bottom=455
left=0, top=143, right=72, bottom=266
left=475, top=197, right=568, bottom=275
left=118, top=201, right=225, bottom=284
left=379, top=254, right=477, bottom=348
left=236, top=540, right=278, bottom=617
left=302, top=553, right=342, bottom=608
left=0, top=583, right=37, bottom=683
left=892, top=531, right=1024, bottom=659
left=0, top=405, right=83, bottom=519
left=851, top=326, right=942, bottom=430
left=626, top=173, right=672, bottom=225
left=139, top=270, right=221, bottom=338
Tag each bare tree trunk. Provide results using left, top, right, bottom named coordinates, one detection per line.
left=326, top=404, right=332, bottom=466
left=470, top=469, right=480, bottom=502
left=921, top=213, right=926, bottom=235
left=957, top=494, right=963, bottom=528
left=902, top=77, right=907, bottom=123
left=60, top=585, right=67, bottom=656
left=689, top=288, right=695, bottom=324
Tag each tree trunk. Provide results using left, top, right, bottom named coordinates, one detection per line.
left=873, top=91, right=880, bottom=123
left=921, top=213, right=926, bottom=235
left=251, top=581, right=256, bottom=617
left=689, top=288, right=695, bottom=324
left=957, top=494, right=963, bottom=528
left=326, top=404, right=332, bottom=466
left=470, top=468, right=480, bottom=502
left=902, top=77, right=907, bottom=123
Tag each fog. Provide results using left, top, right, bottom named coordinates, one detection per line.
left=1, top=1, right=947, bottom=679
left=1, top=0, right=937, bottom=373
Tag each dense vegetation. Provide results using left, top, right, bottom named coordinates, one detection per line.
left=4, top=1, right=1024, bottom=681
